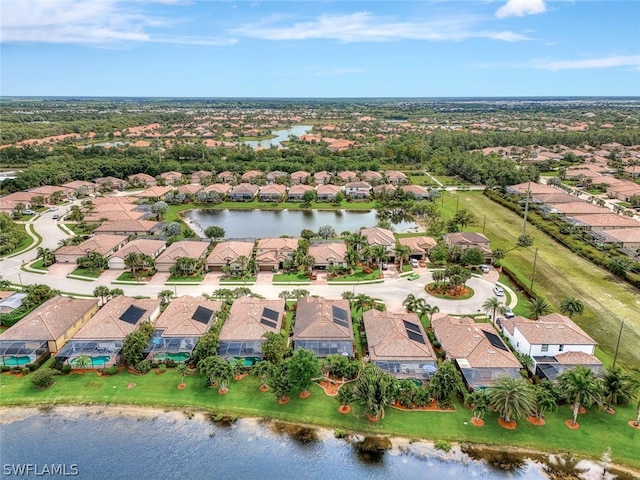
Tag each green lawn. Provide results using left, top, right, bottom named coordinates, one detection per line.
left=439, top=191, right=640, bottom=369
left=69, top=267, right=102, bottom=278
left=0, top=369, right=637, bottom=469
left=166, top=274, right=204, bottom=283
left=29, top=259, right=49, bottom=271
left=1, top=223, right=35, bottom=257
left=116, top=271, right=154, bottom=282
left=433, top=175, right=470, bottom=186
left=273, top=273, right=310, bottom=283
left=328, top=267, right=382, bottom=283
left=219, top=276, right=257, bottom=285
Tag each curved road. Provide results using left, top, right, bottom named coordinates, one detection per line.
left=1, top=206, right=517, bottom=315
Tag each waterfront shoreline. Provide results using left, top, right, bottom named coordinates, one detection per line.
left=1, top=404, right=638, bottom=479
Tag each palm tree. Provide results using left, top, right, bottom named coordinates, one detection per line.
left=73, top=355, right=92, bottom=369
left=482, top=297, right=503, bottom=325
left=37, top=247, right=55, bottom=267
left=602, top=367, right=634, bottom=406
left=299, top=254, right=315, bottom=276
left=465, top=389, right=489, bottom=423
left=93, top=285, right=111, bottom=304
left=370, top=245, right=387, bottom=268
left=353, top=293, right=373, bottom=312
left=488, top=376, right=536, bottom=425
left=416, top=303, right=439, bottom=324
left=432, top=270, right=445, bottom=288
left=429, top=361, right=459, bottom=405
left=348, top=231, right=367, bottom=252
left=177, top=363, right=188, bottom=386
left=532, top=381, right=559, bottom=421
left=157, top=289, right=174, bottom=305
left=336, top=384, right=355, bottom=412
left=559, top=298, right=585, bottom=319
left=353, top=363, right=395, bottom=420
left=557, top=366, right=605, bottom=427
left=394, top=245, right=411, bottom=272
left=199, top=356, right=234, bottom=394
left=526, top=297, right=552, bottom=320
left=345, top=247, right=359, bottom=271
left=254, top=360, right=275, bottom=391
left=403, top=294, right=419, bottom=312
left=124, top=252, right=143, bottom=276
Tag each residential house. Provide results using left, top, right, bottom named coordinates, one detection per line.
left=316, top=184, right=341, bottom=202
left=258, top=184, right=286, bottom=202
left=266, top=170, right=288, bottom=184
left=607, top=182, right=640, bottom=202
left=539, top=202, right=609, bottom=217
left=566, top=213, right=640, bottom=231
left=93, top=219, right=159, bottom=236
left=107, top=238, right=167, bottom=270
left=0, top=292, right=27, bottom=314
left=360, top=171, right=383, bottom=183
left=363, top=310, right=437, bottom=379
left=217, top=171, right=236, bottom=184
left=344, top=181, right=372, bottom=199
left=0, top=296, right=99, bottom=366
left=384, top=171, right=408, bottom=185
left=531, top=192, right=579, bottom=204
left=592, top=227, right=640, bottom=250
left=499, top=313, right=601, bottom=381
left=206, top=241, right=254, bottom=272
left=133, top=185, right=173, bottom=200
left=228, top=183, right=259, bottom=201
left=55, top=297, right=161, bottom=368
left=309, top=242, right=347, bottom=269
left=93, top=176, right=126, bottom=191
left=337, top=171, right=358, bottom=183
left=241, top=170, right=263, bottom=183
left=287, top=184, right=314, bottom=201
left=506, top=182, right=558, bottom=196
left=61, top=180, right=98, bottom=196
left=145, top=296, right=222, bottom=362
left=290, top=170, right=311, bottom=185
left=55, top=234, right=129, bottom=264
left=0, top=192, right=34, bottom=213
left=401, top=184, right=431, bottom=200
left=293, top=297, right=354, bottom=357
left=443, top=232, right=492, bottom=262
left=398, top=236, right=437, bottom=260
left=313, top=171, right=332, bottom=185
left=217, top=297, right=285, bottom=360
left=190, top=170, right=212, bottom=184
left=432, top=314, right=522, bottom=390
left=28, top=185, right=73, bottom=203
left=127, top=173, right=156, bottom=187
left=155, top=240, right=209, bottom=273
left=203, top=183, right=231, bottom=198
left=256, top=237, right=298, bottom=271
left=360, top=226, right=395, bottom=260
left=159, top=171, right=183, bottom=185
left=372, top=184, right=397, bottom=197
left=176, top=184, right=203, bottom=196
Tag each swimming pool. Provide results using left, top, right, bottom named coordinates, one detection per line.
left=2, top=356, right=32, bottom=367
left=154, top=352, right=189, bottom=363
left=71, top=356, right=111, bottom=367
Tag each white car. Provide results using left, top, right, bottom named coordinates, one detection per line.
left=493, top=286, right=505, bottom=297
left=22, top=209, right=36, bottom=215
left=49, top=206, right=58, bottom=211
left=480, top=264, right=490, bottom=273
left=502, top=306, right=515, bottom=318
left=410, top=259, right=419, bottom=268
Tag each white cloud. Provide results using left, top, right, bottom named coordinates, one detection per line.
left=495, top=0, right=547, bottom=18
left=534, top=55, right=640, bottom=71
left=231, top=11, right=529, bottom=43
left=0, top=0, right=234, bottom=46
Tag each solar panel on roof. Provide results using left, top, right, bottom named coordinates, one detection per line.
left=332, top=306, right=349, bottom=321
left=407, top=330, right=426, bottom=344
left=119, top=305, right=146, bottom=324
left=260, top=318, right=277, bottom=329
left=333, top=318, right=349, bottom=328
left=262, top=308, right=280, bottom=321
left=192, top=306, right=214, bottom=324
left=483, top=330, right=508, bottom=351
left=403, top=320, right=421, bottom=333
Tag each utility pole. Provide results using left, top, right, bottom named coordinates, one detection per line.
left=455, top=195, right=459, bottom=214
left=522, top=179, right=531, bottom=236
left=482, top=214, right=487, bottom=235
left=612, top=321, right=624, bottom=369
left=530, top=247, right=539, bottom=290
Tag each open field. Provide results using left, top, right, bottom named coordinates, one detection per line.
left=0, top=368, right=637, bottom=469
left=440, top=191, right=640, bottom=369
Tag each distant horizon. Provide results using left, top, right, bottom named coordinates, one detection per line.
left=1, top=1, right=638, bottom=97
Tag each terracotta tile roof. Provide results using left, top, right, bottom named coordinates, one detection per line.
left=291, top=170, right=310, bottom=180
left=62, top=180, right=96, bottom=190
left=203, top=184, right=231, bottom=195
left=363, top=310, right=436, bottom=361
left=110, top=239, right=167, bottom=259
left=266, top=170, right=287, bottom=181
left=398, top=235, right=437, bottom=252
left=177, top=184, right=203, bottom=195
left=569, top=214, right=640, bottom=228
left=157, top=241, right=209, bottom=263
left=599, top=227, right=640, bottom=243
left=160, top=171, right=182, bottom=180
left=309, top=242, right=347, bottom=264
left=256, top=238, right=298, bottom=252
left=259, top=184, right=287, bottom=196
left=508, top=182, right=558, bottom=195
left=207, top=241, right=254, bottom=264
left=94, top=219, right=159, bottom=234
left=73, top=297, right=161, bottom=340
left=0, top=296, right=99, bottom=342
left=127, top=173, right=156, bottom=183
left=338, top=171, right=358, bottom=181
left=400, top=185, right=430, bottom=197
left=444, top=232, right=490, bottom=246
left=56, top=235, right=129, bottom=257
left=288, top=184, right=314, bottom=196
left=545, top=202, right=609, bottom=215
left=133, top=186, right=172, bottom=198
left=532, top=193, right=577, bottom=204
left=361, top=171, right=383, bottom=181
left=229, top=184, right=259, bottom=196
left=553, top=351, right=602, bottom=366
left=502, top=313, right=596, bottom=345
left=384, top=170, right=408, bottom=181
left=85, top=209, right=145, bottom=222
left=345, top=181, right=371, bottom=189
left=432, top=315, right=521, bottom=369
left=219, top=297, right=285, bottom=341
left=240, top=170, right=263, bottom=182
left=360, top=227, right=395, bottom=247
left=155, top=296, right=222, bottom=336
left=316, top=185, right=341, bottom=196
left=293, top=297, right=353, bottom=341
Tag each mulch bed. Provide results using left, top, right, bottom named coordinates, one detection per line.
left=604, top=406, right=616, bottom=415
left=316, top=378, right=355, bottom=396
left=527, top=416, right=546, bottom=426
left=366, top=413, right=381, bottom=423
left=628, top=421, right=640, bottom=430
left=126, top=383, right=137, bottom=390
left=177, top=383, right=187, bottom=390
left=234, top=374, right=248, bottom=381
left=338, top=405, right=351, bottom=414
left=570, top=405, right=587, bottom=414
left=390, top=400, right=455, bottom=412
left=299, top=390, right=311, bottom=399
left=498, top=418, right=517, bottom=430
left=565, top=420, right=580, bottom=429
left=218, top=387, right=229, bottom=395
left=259, top=384, right=270, bottom=392
left=278, top=396, right=290, bottom=405
left=471, top=417, right=484, bottom=427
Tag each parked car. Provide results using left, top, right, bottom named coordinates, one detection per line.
left=493, top=286, right=505, bottom=297
left=52, top=214, right=59, bottom=220
left=49, top=206, right=58, bottom=211
left=502, top=306, right=515, bottom=318
left=22, top=209, right=36, bottom=215
left=410, top=259, right=419, bottom=268
left=480, top=264, right=490, bottom=274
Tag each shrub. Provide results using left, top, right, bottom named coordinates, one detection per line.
left=159, top=364, right=167, bottom=372
left=61, top=364, right=72, bottom=374
left=135, top=360, right=152, bottom=374
left=21, top=367, right=30, bottom=375
left=334, top=428, right=347, bottom=439
left=30, top=368, right=57, bottom=388
left=0, top=366, right=10, bottom=372
left=434, top=440, right=451, bottom=452
left=101, top=366, right=119, bottom=376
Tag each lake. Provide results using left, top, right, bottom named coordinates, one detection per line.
left=184, top=209, right=417, bottom=239
left=243, top=125, right=313, bottom=149
left=0, top=409, right=551, bottom=480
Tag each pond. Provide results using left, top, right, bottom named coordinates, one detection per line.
left=243, top=125, right=313, bottom=149
left=184, top=209, right=417, bottom=239
left=0, top=410, right=553, bottom=480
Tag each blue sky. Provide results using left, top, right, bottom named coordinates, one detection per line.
left=1, top=0, right=639, bottom=97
